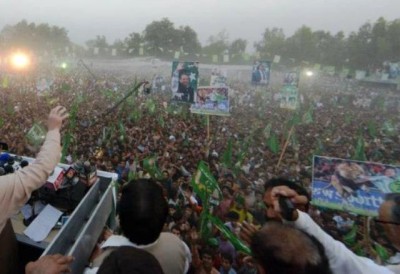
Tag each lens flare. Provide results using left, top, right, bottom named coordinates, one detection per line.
left=11, top=53, right=30, bottom=69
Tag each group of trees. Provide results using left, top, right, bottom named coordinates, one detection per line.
left=255, top=17, right=400, bottom=69
left=1, top=17, right=399, bottom=69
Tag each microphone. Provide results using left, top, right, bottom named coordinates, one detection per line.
left=4, top=165, right=14, bottom=174
left=20, top=160, right=29, bottom=168
left=0, top=153, right=10, bottom=164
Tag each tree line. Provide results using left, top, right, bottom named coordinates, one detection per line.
left=0, top=17, right=399, bottom=69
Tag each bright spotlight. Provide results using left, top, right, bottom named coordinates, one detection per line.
left=11, top=53, right=30, bottom=70
left=61, top=62, right=67, bottom=69
left=306, top=70, right=314, bottom=77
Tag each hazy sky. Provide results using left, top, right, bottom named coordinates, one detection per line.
left=1, top=0, right=399, bottom=50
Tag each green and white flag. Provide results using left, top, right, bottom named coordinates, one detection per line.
left=191, top=161, right=222, bottom=202
left=26, top=123, right=46, bottom=147
left=143, top=157, right=163, bottom=179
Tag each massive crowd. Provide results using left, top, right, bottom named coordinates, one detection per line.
left=1, top=59, right=400, bottom=273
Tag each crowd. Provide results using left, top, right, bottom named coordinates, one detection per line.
left=0, top=59, right=400, bottom=273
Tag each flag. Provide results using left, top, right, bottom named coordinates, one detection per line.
left=208, top=215, right=251, bottom=255
left=374, top=242, right=390, bottom=262
left=158, top=116, right=165, bottom=128
left=302, top=108, right=313, bottom=124
left=353, top=135, right=366, bottom=161
left=191, top=161, right=222, bottom=202
left=119, top=120, right=126, bottom=141
left=146, top=99, right=156, bottom=114
left=26, top=123, right=46, bottom=147
left=382, top=120, right=395, bottom=136
left=343, top=225, right=357, bottom=246
left=267, top=133, right=279, bottom=154
left=263, top=123, right=272, bottom=139
left=367, top=121, right=377, bottom=138
left=221, top=139, right=233, bottom=169
left=142, top=157, right=163, bottom=179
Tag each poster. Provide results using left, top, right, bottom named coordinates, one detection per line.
left=251, top=61, right=271, bottom=86
left=190, top=86, right=230, bottom=116
left=279, top=85, right=298, bottom=110
left=283, top=71, right=299, bottom=87
left=312, top=156, right=400, bottom=216
left=171, top=61, right=199, bottom=104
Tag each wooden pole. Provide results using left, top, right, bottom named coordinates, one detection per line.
left=276, top=125, right=294, bottom=168
left=206, top=115, right=210, bottom=140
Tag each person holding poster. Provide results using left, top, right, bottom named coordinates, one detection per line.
left=267, top=186, right=400, bottom=274
left=171, top=62, right=195, bottom=103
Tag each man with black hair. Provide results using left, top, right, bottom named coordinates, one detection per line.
left=251, top=222, right=332, bottom=274
left=90, top=179, right=191, bottom=274
left=97, top=246, right=164, bottom=274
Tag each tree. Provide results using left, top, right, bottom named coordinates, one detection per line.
left=177, top=26, right=201, bottom=55
left=124, top=32, right=144, bottom=56
left=0, top=20, right=70, bottom=55
left=202, top=30, right=230, bottom=57
left=143, top=18, right=178, bottom=56
left=254, top=27, right=286, bottom=59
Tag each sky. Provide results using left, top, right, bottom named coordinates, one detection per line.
left=1, top=0, right=399, bottom=51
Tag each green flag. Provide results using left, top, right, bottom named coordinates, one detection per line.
left=158, top=116, right=165, bottom=128
left=61, top=132, right=72, bottom=162
left=382, top=120, right=395, bottom=136
left=263, top=123, right=272, bottom=139
left=343, top=225, right=357, bottom=246
left=302, top=108, right=313, bottom=124
left=267, top=133, right=279, bottom=154
left=208, top=215, right=251, bottom=255
left=374, top=242, right=390, bottom=262
left=146, top=99, right=156, bottom=114
left=221, top=139, right=233, bottom=169
left=119, top=120, right=126, bottom=141
left=26, top=123, right=46, bottom=147
left=191, top=161, right=222, bottom=202
left=367, top=121, right=377, bottom=138
left=143, top=157, right=163, bottom=179
left=353, top=135, right=366, bottom=161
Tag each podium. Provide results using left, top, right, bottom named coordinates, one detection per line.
left=12, top=159, right=118, bottom=274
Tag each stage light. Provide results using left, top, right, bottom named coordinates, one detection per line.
left=306, top=70, right=314, bottom=77
left=10, top=53, right=30, bottom=70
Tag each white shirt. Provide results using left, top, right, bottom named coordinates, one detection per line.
left=290, top=211, right=399, bottom=274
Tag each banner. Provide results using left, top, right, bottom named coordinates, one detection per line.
left=171, top=61, right=199, bottom=104
left=251, top=61, right=271, bottom=86
left=190, top=86, right=229, bottom=116
left=312, top=156, right=400, bottom=216
left=283, top=71, right=299, bottom=87
left=279, top=85, right=299, bottom=110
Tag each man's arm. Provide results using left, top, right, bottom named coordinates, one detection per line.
left=271, top=186, right=394, bottom=274
left=0, top=106, right=69, bottom=222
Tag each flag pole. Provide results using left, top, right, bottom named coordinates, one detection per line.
left=276, top=125, right=294, bottom=168
left=206, top=115, right=210, bottom=140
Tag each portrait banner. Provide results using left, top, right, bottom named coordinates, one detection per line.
left=279, top=85, right=299, bottom=110
left=312, top=156, right=400, bottom=216
left=170, top=61, right=199, bottom=104
left=251, top=61, right=271, bottom=86
left=190, top=86, right=230, bottom=116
